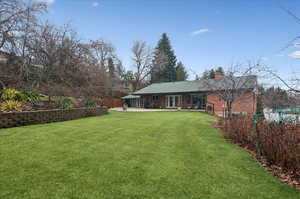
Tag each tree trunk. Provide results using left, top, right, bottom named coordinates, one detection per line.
left=0, top=79, right=6, bottom=90
left=226, top=101, right=233, bottom=118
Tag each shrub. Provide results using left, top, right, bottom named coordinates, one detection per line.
left=84, top=99, right=96, bottom=107
left=220, top=116, right=300, bottom=175
left=0, top=100, right=22, bottom=112
left=60, top=98, right=73, bottom=109
left=1, top=88, right=20, bottom=101
left=19, top=88, right=41, bottom=103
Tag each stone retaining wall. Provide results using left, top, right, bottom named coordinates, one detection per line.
left=0, top=107, right=108, bottom=128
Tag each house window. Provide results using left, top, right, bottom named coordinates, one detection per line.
left=189, top=94, right=207, bottom=109
left=187, top=95, right=191, bottom=104
left=123, top=81, right=129, bottom=88
left=192, top=95, right=199, bottom=104
left=188, top=94, right=200, bottom=104
left=112, top=81, right=116, bottom=88
left=152, top=95, right=159, bottom=101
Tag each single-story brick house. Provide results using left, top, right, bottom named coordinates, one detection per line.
left=122, top=72, right=257, bottom=116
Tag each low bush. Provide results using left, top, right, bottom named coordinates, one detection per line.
left=84, top=99, right=96, bottom=107
left=220, top=116, right=300, bottom=175
left=1, top=88, right=20, bottom=101
left=0, top=100, right=22, bottom=112
left=19, top=88, right=41, bottom=103
left=60, top=97, right=73, bottom=109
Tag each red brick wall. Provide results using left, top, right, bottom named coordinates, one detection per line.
left=100, top=98, right=123, bottom=108
left=140, top=92, right=256, bottom=115
left=207, top=91, right=256, bottom=116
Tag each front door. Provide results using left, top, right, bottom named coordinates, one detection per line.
left=166, top=95, right=181, bottom=108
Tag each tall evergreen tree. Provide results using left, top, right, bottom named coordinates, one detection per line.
left=209, top=69, right=215, bottom=79
left=176, top=61, right=188, bottom=81
left=215, top=67, right=224, bottom=75
left=151, top=33, right=177, bottom=83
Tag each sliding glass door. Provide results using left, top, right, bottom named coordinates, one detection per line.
left=166, top=95, right=181, bottom=108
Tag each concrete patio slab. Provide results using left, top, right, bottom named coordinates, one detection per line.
left=109, top=107, right=205, bottom=112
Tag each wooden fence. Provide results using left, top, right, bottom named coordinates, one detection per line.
left=99, top=98, right=123, bottom=108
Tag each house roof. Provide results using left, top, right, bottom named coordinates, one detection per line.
left=133, top=76, right=257, bottom=95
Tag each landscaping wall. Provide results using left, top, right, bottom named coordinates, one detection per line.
left=0, top=107, right=108, bottom=128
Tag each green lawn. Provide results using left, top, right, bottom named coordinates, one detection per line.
left=0, top=111, right=299, bottom=199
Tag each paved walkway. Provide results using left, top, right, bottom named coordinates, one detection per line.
left=110, top=107, right=205, bottom=112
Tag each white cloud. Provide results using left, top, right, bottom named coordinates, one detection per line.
left=36, top=0, right=56, bottom=4
left=92, top=2, right=99, bottom=7
left=191, top=28, right=211, bottom=36
left=289, top=51, right=300, bottom=59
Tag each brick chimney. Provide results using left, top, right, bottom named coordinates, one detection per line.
left=214, top=72, right=223, bottom=80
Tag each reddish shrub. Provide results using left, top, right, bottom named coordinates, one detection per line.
left=220, top=116, right=300, bottom=175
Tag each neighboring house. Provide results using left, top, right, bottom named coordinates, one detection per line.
left=123, top=72, right=257, bottom=116
left=109, top=71, right=134, bottom=97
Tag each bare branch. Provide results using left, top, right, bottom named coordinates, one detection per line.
left=131, top=40, right=153, bottom=91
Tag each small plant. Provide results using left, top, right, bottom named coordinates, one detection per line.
left=84, top=99, right=96, bottom=107
left=19, top=88, right=41, bottom=103
left=60, top=97, right=73, bottom=109
left=1, top=88, right=20, bottom=101
left=0, top=100, right=22, bottom=112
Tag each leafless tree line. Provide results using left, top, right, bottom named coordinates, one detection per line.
left=0, top=0, right=155, bottom=97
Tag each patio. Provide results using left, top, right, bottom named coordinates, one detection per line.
left=110, top=107, right=206, bottom=112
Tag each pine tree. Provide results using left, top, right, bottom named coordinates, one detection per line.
left=215, top=67, right=224, bottom=75
left=151, top=33, right=177, bottom=83
left=209, top=69, right=215, bottom=79
left=176, top=61, right=188, bottom=81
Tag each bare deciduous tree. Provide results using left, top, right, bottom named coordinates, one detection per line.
left=271, top=7, right=300, bottom=93
left=0, top=1, right=129, bottom=98
left=260, top=86, right=297, bottom=109
left=0, top=0, right=46, bottom=50
left=90, top=39, right=116, bottom=70
left=263, top=68, right=300, bottom=93
left=203, top=61, right=261, bottom=117
left=131, top=41, right=153, bottom=91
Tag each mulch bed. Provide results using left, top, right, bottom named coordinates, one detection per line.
left=211, top=121, right=300, bottom=191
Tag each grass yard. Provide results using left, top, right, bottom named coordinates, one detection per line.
left=0, top=111, right=299, bottom=199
